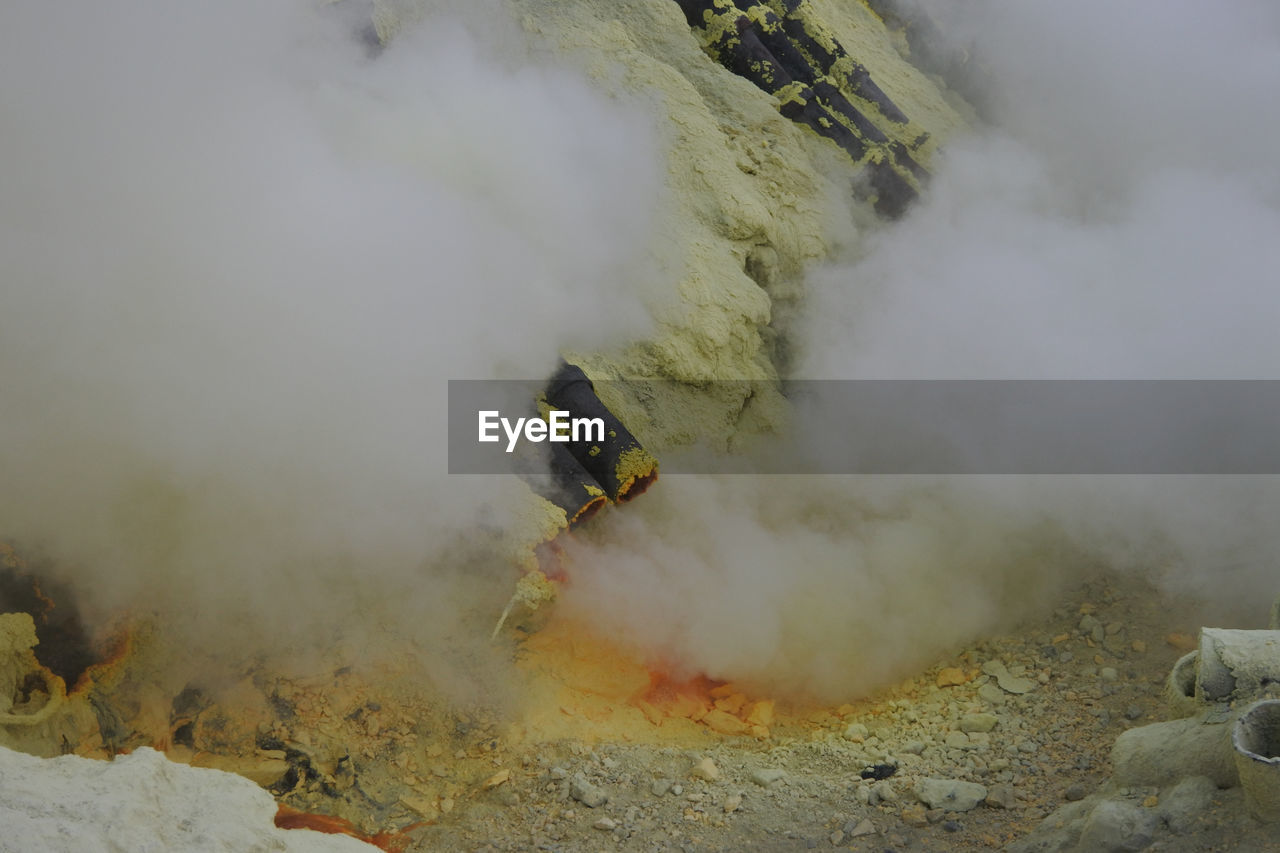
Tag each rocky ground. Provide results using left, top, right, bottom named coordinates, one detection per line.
left=4, top=549, right=1277, bottom=852
left=381, top=572, right=1275, bottom=853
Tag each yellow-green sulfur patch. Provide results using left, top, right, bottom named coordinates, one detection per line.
left=614, top=446, right=659, bottom=498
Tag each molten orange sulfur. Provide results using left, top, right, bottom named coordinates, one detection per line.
left=638, top=669, right=725, bottom=708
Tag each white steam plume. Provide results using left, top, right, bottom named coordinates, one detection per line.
left=559, top=0, right=1280, bottom=700
left=0, top=0, right=661, bottom=690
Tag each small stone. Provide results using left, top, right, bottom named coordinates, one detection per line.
left=724, top=793, right=742, bottom=813
left=651, top=778, right=672, bottom=797
left=945, top=731, right=970, bottom=749
left=937, top=667, right=968, bottom=687
left=915, top=778, right=988, bottom=812
left=714, top=693, right=747, bottom=715
left=860, top=764, right=897, bottom=781
left=690, top=757, right=720, bottom=782
left=1131, top=639, right=1147, bottom=653
left=750, top=768, right=786, bottom=787
left=959, top=713, right=999, bottom=733
left=1166, top=633, right=1197, bottom=651
left=671, top=784, right=683, bottom=796
left=397, top=795, right=439, bottom=819
left=667, top=694, right=708, bottom=721
left=901, top=740, right=926, bottom=755
left=1100, top=667, right=1119, bottom=682
left=702, top=709, right=748, bottom=735
left=593, top=817, right=616, bottom=831
left=1065, top=782, right=1088, bottom=801
left=871, top=780, right=897, bottom=804
left=977, top=683, right=1006, bottom=705
left=1142, top=796, right=1158, bottom=808
left=570, top=774, right=608, bottom=808
left=847, top=818, right=876, bottom=838
left=1124, top=705, right=1143, bottom=721
left=482, top=769, right=510, bottom=789
left=745, top=700, right=775, bottom=727
left=942, top=820, right=961, bottom=832
left=843, top=722, right=869, bottom=742
left=1077, top=800, right=1159, bottom=852
left=829, top=830, right=844, bottom=846
left=984, top=784, right=1017, bottom=809
left=982, top=660, right=1035, bottom=694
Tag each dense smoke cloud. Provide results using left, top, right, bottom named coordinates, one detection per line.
left=558, top=0, right=1280, bottom=699
left=0, top=0, right=661, bottom=688
left=798, top=0, right=1280, bottom=614
left=804, top=0, right=1280, bottom=380
left=3, top=0, right=1278, bottom=707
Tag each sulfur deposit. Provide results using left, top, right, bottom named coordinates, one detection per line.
left=499, top=0, right=965, bottom=447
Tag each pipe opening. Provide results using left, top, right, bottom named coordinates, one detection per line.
left=617, top=469, right=659, bottom=503
left=567, top=495, right=607, bottom=529
left=1170, top=651, right=1198, bottom=699
left=1235, top=701, right=1280, bottom=762
left=1233, top=700, right=1280, bottom=823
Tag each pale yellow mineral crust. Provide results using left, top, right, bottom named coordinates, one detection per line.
left=614, top=445, right=659, bottom=501
left=0, top=612, right=66, bottom=728
left=491, top=569, right=559, bottom=640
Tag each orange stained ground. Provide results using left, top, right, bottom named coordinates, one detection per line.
left=506, top=609, right=846, bottom=748
left=274, top=805, right=425, bottom=852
